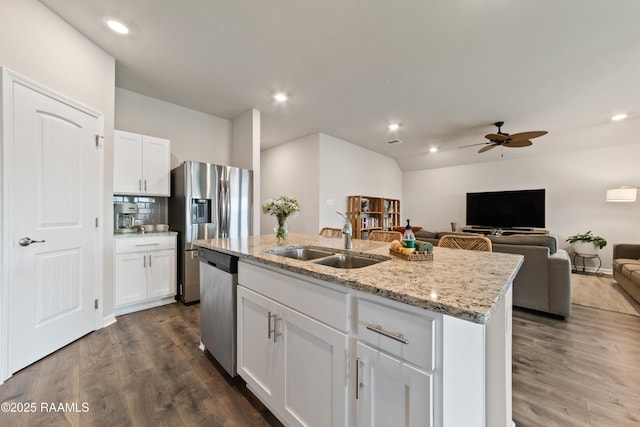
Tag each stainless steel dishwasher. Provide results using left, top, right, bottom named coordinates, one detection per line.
left=198, top=247, right=238, bottom=377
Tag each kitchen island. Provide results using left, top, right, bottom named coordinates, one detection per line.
left=195, top=233, right=523, bottom=427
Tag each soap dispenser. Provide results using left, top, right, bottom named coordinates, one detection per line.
left=403, top=219, right=416, bottom=249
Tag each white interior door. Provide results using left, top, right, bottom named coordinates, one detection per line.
left=6, top=77, right=100, bottom=374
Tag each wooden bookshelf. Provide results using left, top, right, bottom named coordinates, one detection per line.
left=347, top=195, right=400, bottom=239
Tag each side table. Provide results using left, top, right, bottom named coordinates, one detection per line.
left=572, top=252, right=602, bottom=275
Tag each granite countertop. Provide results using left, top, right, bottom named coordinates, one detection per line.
left=194, top=233, right=523, bottom=324
left=114, top=231, right=178, bottom=238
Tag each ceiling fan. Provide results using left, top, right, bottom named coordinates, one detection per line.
left=459, top=121, right=548, bottom=153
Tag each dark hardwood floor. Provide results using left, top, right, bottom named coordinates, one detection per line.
left=1, top=282, right=639, bottom=426
left=0, top=303, right=282, bottom=427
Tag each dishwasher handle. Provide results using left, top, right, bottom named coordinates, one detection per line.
left=198, top=248, right=238, bottom=274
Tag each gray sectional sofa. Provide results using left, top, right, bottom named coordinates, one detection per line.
left=612, top=244, right=640, bottom=304
left=414, top=230, right=572, bottom=319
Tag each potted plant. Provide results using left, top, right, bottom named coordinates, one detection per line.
left=566, top=230, right=607, bottom=255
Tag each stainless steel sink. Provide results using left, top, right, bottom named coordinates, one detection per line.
left=266, top=246, right=335, bottom=261
left=312, top=254, right=388, bottom=269
left=266, top=246, right=389, bottom=269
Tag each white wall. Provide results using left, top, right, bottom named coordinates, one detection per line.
left=115, top=87, right=232, bottom=168
left=232, top=109, right=261, bottom=234
left=318, top=133, right=403, bottom=229
left=261, top=132, right=403, bottom=235
left=1, top=0, right=115, bottom=318
left=403, top=143, right=640, bottom=272
left=261, top=134, right=320, bottom=234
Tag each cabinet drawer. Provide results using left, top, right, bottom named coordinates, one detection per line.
left=239, top=261, right=350, bottom=332
left=357, top=298, right=436, bottom=371
left=115, top=235, right=175, bottom=253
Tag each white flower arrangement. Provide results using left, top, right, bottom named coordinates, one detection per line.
left=261, top=196, right=301, bottom=220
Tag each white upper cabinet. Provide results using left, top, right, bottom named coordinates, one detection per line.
left=113, top=130, right=170, bottom=196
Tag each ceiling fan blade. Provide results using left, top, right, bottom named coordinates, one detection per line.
left=508, top=130, right=548, bottom=141
left=458, top=142, right=489, bottom=149
left=503, top=139, right=533, bottom=148
left=485, top=133, right=509, bottom=142
left=478, top=144, right=498, bottom=153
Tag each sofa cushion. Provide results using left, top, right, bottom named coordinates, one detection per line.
left=413, top=230, right=437, bottom=239
left=612, top=258, right=640, bottom=272
left=488, top=234, right=558, bottom=255
left=621, top=262, right=640, bottom=279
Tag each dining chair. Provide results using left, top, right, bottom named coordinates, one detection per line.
left=319, top=227, right=343, bottom=238
left=438, top=234, right=492, bottom=251
left=368, top=230, right=403, bottom=242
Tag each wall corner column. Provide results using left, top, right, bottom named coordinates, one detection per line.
left=232, top=109, right=261, bottom=235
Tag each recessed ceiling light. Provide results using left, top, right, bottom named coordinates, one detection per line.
left=388, top=123, right=400, bottom=131
left=429, top=147, right=438, bottom=153
left=274, top=93, right=288, bottom=102
left=611, top=113, right=627, bottom=122
left=106, top=19, right=129, bottom=34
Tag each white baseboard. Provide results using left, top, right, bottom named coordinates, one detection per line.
left=102, top=313, right=117, bottom=328
left=572, top=266, right=612, bottom=275
left=114, top=296, right=176, bottom=317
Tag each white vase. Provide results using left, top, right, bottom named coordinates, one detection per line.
left=571, top=241, right=599, bottom=255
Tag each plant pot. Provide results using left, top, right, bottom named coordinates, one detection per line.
left=571, top=241, right=599, bottom=256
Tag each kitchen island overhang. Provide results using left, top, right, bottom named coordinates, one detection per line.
left=194, top=233, right=523, bottom=324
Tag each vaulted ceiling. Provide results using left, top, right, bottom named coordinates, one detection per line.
left=41, top=0, right=640, bottom=170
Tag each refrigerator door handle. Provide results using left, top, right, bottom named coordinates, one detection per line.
left=225, top=180, right=231, bottom=236
left=220, top=178, right=230, bottom=237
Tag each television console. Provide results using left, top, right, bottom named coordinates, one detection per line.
left=461, top=227, right=549, bottom=236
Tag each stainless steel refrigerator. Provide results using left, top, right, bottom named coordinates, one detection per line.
left=168, top=161, right=253, bottom=304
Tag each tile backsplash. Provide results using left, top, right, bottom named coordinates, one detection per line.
left=113, top=195, right=167, bottom=225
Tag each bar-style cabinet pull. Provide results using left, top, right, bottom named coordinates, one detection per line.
left=365, top=323, right=409, bottom=344
left=356, top=357, right=364, bottom=400
left=272, top=315, right=281, bottom=343
left=268, top=311, right=275, bottom=339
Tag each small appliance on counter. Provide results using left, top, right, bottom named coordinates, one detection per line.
left=114, top=202, right=139, bottom=234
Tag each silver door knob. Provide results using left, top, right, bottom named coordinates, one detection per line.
left=18, top=237, right=46, bottom=247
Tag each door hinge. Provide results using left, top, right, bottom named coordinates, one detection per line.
left=95, top=217, right=99, bottom=228
left=94, top=299, right=99, bottom=309
left=95, top=134, right=104, bottom=148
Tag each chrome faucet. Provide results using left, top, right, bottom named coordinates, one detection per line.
left=337, top=211, right=352, bottom=250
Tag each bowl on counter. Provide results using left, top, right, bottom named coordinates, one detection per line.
left=155, top=224, right=169, bottom=232
left=141, top=224, right=155, bottom=233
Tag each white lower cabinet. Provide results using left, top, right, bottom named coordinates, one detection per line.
left=237, top=260, right=513, bottom=427
left=237, top=261, right=349, bottom=427
left=237, top=285, right=348, bottom=427
left=355, top=341, right=432, bottom=427
left=354, top=296, right=436, bottom=427
left=114, top=235, right=176, bottom=315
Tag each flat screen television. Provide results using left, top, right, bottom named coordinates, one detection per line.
left=466, top=189, right=545, bottom=229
